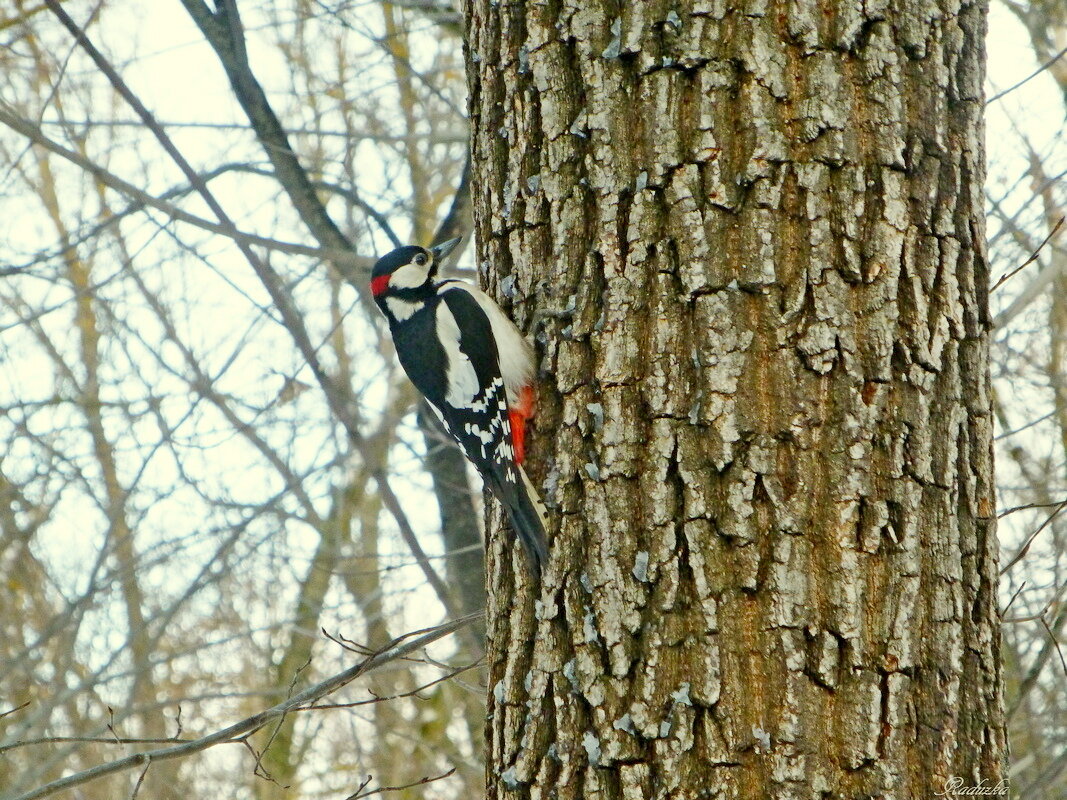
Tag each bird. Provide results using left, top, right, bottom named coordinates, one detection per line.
left=369, top=237, right=549, bottom=576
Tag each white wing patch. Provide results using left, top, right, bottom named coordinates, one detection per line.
left=436, top=280, right=534, bottom=407
left=435, top=301, right=481, bottom=407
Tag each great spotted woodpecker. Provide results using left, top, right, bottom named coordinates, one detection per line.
left=370, top=238, right=548, bottom=575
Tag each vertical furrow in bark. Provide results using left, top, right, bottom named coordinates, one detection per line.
left=466, top=1, right=1004, bottom=797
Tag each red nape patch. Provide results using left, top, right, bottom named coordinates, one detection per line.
left=370, top=274, right=390, bottom=296
left=508, top=386, right=536, bottom=464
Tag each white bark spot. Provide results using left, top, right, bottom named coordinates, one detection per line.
left=613, top=713, right=636, bottom=734
left=602, top=17, right=621, bottom=59
left=582, top=730, right=602, bottom=765
left=632, top=550, right=649, bottom=582
left=563, top=658, right=578, bottom=688
left=583, top=611, right=599, bottom=643
left=671, top=682, right=692, bottom=706
left=501, top=767, right=520, bottom=789
left=753, top=725, right=772, bottom=753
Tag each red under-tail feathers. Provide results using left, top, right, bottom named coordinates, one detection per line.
left=508, top=385, right=535, bottom=464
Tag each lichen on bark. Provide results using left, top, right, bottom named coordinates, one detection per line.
left=464, top=1, right=1004, bottom=797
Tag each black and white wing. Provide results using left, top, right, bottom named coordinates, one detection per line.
left=393, top=286, right=548, bottom=573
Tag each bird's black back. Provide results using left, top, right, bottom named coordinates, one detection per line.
left=390, top=286, right=515, bottom=478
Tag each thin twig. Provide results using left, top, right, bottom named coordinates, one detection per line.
left=128, top=756, right=151, bottom=800
left=991, top=215, right=1065, bottom=291
left=0, top=103, right=367, bottom=270
left=8, top=613, right=481, bottom=800
left=252, top=656, right=312, bottom=781
left=33, top=116, right=467, bottom=142
left=309, top=662, right=480, bottom=710
left=0, top=701, right=31, bottom=721
left=1003, top=581, right=1066, bottom=624
left=1001, top=581, right=1027, bottom=620
left=343, top=767, right=457, bottom=800
left=42, top=0, right=461, bottom=621
left=986, top=43, right=1067, bottom=105
left=1040, top=615, right=1067, bottom=678
left=1007, top=602, right=1067, bottom=720
left=1000, top=498, right=1067, bottom=575
left=0, top=736, right=190, bottom=756
left=998, top=498, right=1067, bottom=518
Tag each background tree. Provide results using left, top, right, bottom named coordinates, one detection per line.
left=0, top=2, right=481, bottom=798
left=988, top=3, right=1067, bottom=798
left=465, top=0, right=1005, bottom=796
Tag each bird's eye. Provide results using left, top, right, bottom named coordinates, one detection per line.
left=414, top=253, right=429, bottom=266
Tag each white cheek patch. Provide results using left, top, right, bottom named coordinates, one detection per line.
left=389, top=262, right=430, bottom=290
left=385, top=297, right=420, bottom=322
left=435, top=303, right=480, bottom=406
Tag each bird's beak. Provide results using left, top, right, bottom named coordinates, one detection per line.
left=430, top=237, right=462, bottom=265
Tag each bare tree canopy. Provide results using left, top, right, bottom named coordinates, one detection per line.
left=0, top=1, right=1064, bottom=799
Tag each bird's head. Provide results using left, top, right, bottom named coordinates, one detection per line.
left=369, top=238, right=461, bottom=299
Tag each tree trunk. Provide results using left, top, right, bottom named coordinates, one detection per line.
left=464, top=1, right=1005, bottom=798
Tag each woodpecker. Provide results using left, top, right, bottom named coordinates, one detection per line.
left=370, top=238, right=548, bottom=575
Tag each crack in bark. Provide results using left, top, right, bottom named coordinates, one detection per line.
left=468, top=0, right=1003, bottom=796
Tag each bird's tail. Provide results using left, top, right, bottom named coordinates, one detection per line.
left=490, top=464, right=549, bottom=576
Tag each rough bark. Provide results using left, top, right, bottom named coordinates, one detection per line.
left=464, top=1, right=1004, bottom=798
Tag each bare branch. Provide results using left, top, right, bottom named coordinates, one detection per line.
left=991, top=215, right=1065, bottom=291
left=0, top=103, right=369, bottom=270
left=40, top=0, right=461, bottom=619
left=8, top=613, right=481, bottom=800
left=343, top=767, right=457, bottom=800
left=987, top=42, right=1067, bottom=105
left=0, top=702, right=31, bottom=722
left=181, top=0, right=356, bottom=269
left=33, top=116, right=467, bottom=142
left=1000, top=498, right=1067, bottom=575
